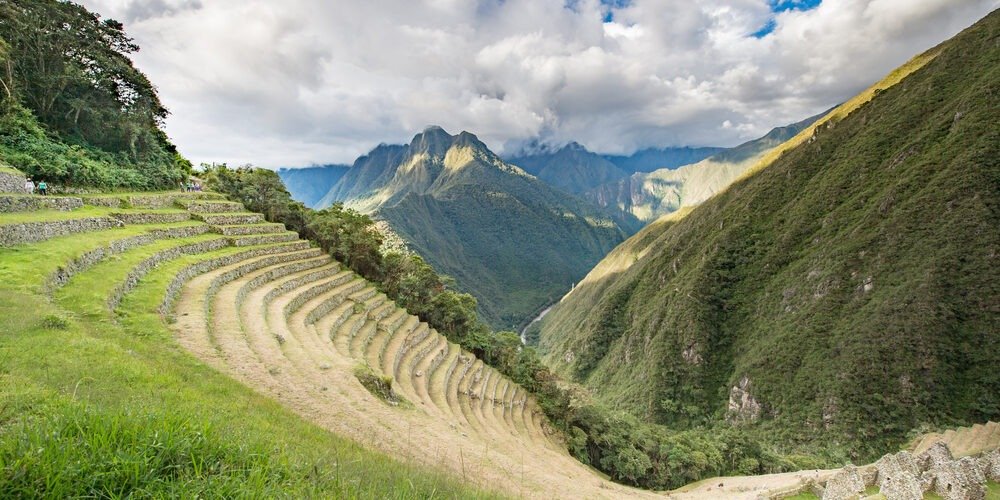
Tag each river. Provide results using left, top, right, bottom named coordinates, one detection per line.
left=520, top=305, right=554, bottom=344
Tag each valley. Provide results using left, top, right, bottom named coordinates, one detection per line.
left=1, top=1, right=998, bottom=499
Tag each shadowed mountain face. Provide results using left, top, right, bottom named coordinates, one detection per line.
left=538, top=10, right=1000, bottom=458
left=586, top=112, right=825, bottom=222
left=508, top=142, right=630, bottom=196
left=317, top=126, right=637, bottom=329
left=277, top=165, right=350, bottom=207
left=603, top=146, right=726, bottom=173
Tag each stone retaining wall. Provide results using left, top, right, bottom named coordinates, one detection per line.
left=204, top=251, right=329, bottom=313
left=111, top=212, right=192, bottom=224
left=234, top=253, right=330, bottom=309
left=212, top=223, right=286, bottom=236
left=0, top=195, right=83, bottom=213
left=0, top=171, right=26, bottom=193
left=193, top=213, right=265, bottom=225
left=108, top=238, right=231, bottom=311
left=283, top=272, right=354, bottom=317
left=184, top=200, right=244, bottom=213
left=82, top=192, right=226, bottom=209
left=395, top=325, right=432, bottom=376
left=159, top=241, right=312, bottom=316
left=304, top=280, right=366, bottom=325
left=0, top=217, right=122, bottom=247
left=230, top=232, right=299, bottom=247
left=44, top=224, right=211, bottom=294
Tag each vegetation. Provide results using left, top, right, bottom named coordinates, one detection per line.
left=0, top=221, right=497, bottom=498
left=540, top=8, right=999, bottom=465
left=354, top=365, right=404, bottom=405
left=0, top=0, right=190, bottom=189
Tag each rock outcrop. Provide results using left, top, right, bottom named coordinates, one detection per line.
left=726, top=375, right=762, bottom=424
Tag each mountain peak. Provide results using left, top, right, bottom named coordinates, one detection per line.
left=454, top=130, right=485, bottom=149
left=410, top=125, right=454, bottom=156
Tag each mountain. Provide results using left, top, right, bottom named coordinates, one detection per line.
left=276, top=164, right=350, bottom=207
left=603, top=146, right=725, bottom=173
left=587, top=113, right=823, bottom=222
left=317, top=126, right=636, bottom=329
left=506, top=143, right=724, bottom=198
left=536, top=10, right=999, bottom=458
left=507, top=142, right=630, bottom=196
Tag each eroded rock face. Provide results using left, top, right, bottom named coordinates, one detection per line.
left=923, top=456, right=986, bottom=500
left=821, top=464, right=866, bottom=500
left=875, top=450, right=923, bottom=500
left=726, top=375, right=762, bottom=424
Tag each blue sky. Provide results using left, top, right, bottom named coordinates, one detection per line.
left=756, top=1, right=823, bottom=37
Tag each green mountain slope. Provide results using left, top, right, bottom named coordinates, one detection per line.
left=586, top=113, right=823, bottom=222
left=538, top=10, right=999, bottom=458
left=276, top=164, right=350, bottom=207
left=317, top=126, right=635, bottom=329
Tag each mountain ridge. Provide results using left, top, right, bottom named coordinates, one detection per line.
left=317, top=126, right=636, bottom=329
left=537, top=9, right=999, bottom=457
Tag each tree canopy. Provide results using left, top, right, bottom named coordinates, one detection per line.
left=0, top=0, right=189, bottom=189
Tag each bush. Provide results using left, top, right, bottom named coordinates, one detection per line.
left=353, top=365, right=402, bottom=405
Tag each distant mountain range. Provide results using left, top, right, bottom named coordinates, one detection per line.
left=276, top=164, right=350, bottom=207
left=313, top=126, right=636, bottom=329
left=602, top=146, right=726, bottom=172
left=585, top=112, right=825, bottom=222
left=506, top=144, right=724, bottom=197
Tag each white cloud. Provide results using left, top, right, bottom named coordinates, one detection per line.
left=78, top=0, right=998, bottom=167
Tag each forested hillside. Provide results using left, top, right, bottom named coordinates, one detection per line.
left=539, top=9, right=1000, bottom=459
left=0, top=0, right=189, bottom=189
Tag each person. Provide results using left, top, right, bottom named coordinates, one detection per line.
left=37, top=180, right=47, bottom=196
left=24, top=178, right=34, bottom=195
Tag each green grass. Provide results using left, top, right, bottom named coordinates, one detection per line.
left=0, top=164, right=22, bottom=175
left=0, top=226, right=501, bottom=497
left=987, top=482, right=1000, bottom=500
left=0, top=222, right=205, bottom=292
left=781, top=493, right=819, bottom=500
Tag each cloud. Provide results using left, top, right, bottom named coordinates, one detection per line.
left=78, top=0, right=998, bottom=167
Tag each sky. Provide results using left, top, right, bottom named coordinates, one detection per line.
left=78, top=0, right=998, bottom=168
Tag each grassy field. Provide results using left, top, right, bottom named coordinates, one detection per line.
left=0, top=222, right=501, bottom=498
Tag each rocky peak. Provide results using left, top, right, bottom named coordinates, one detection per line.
left=410, top=125, right=454, bottom=157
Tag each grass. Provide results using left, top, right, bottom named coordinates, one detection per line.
left=987, top=482, right=1000, bottom=500
left=0, top=164, right=22, bottom=175
left=0, top=218, right=501, bottom=497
